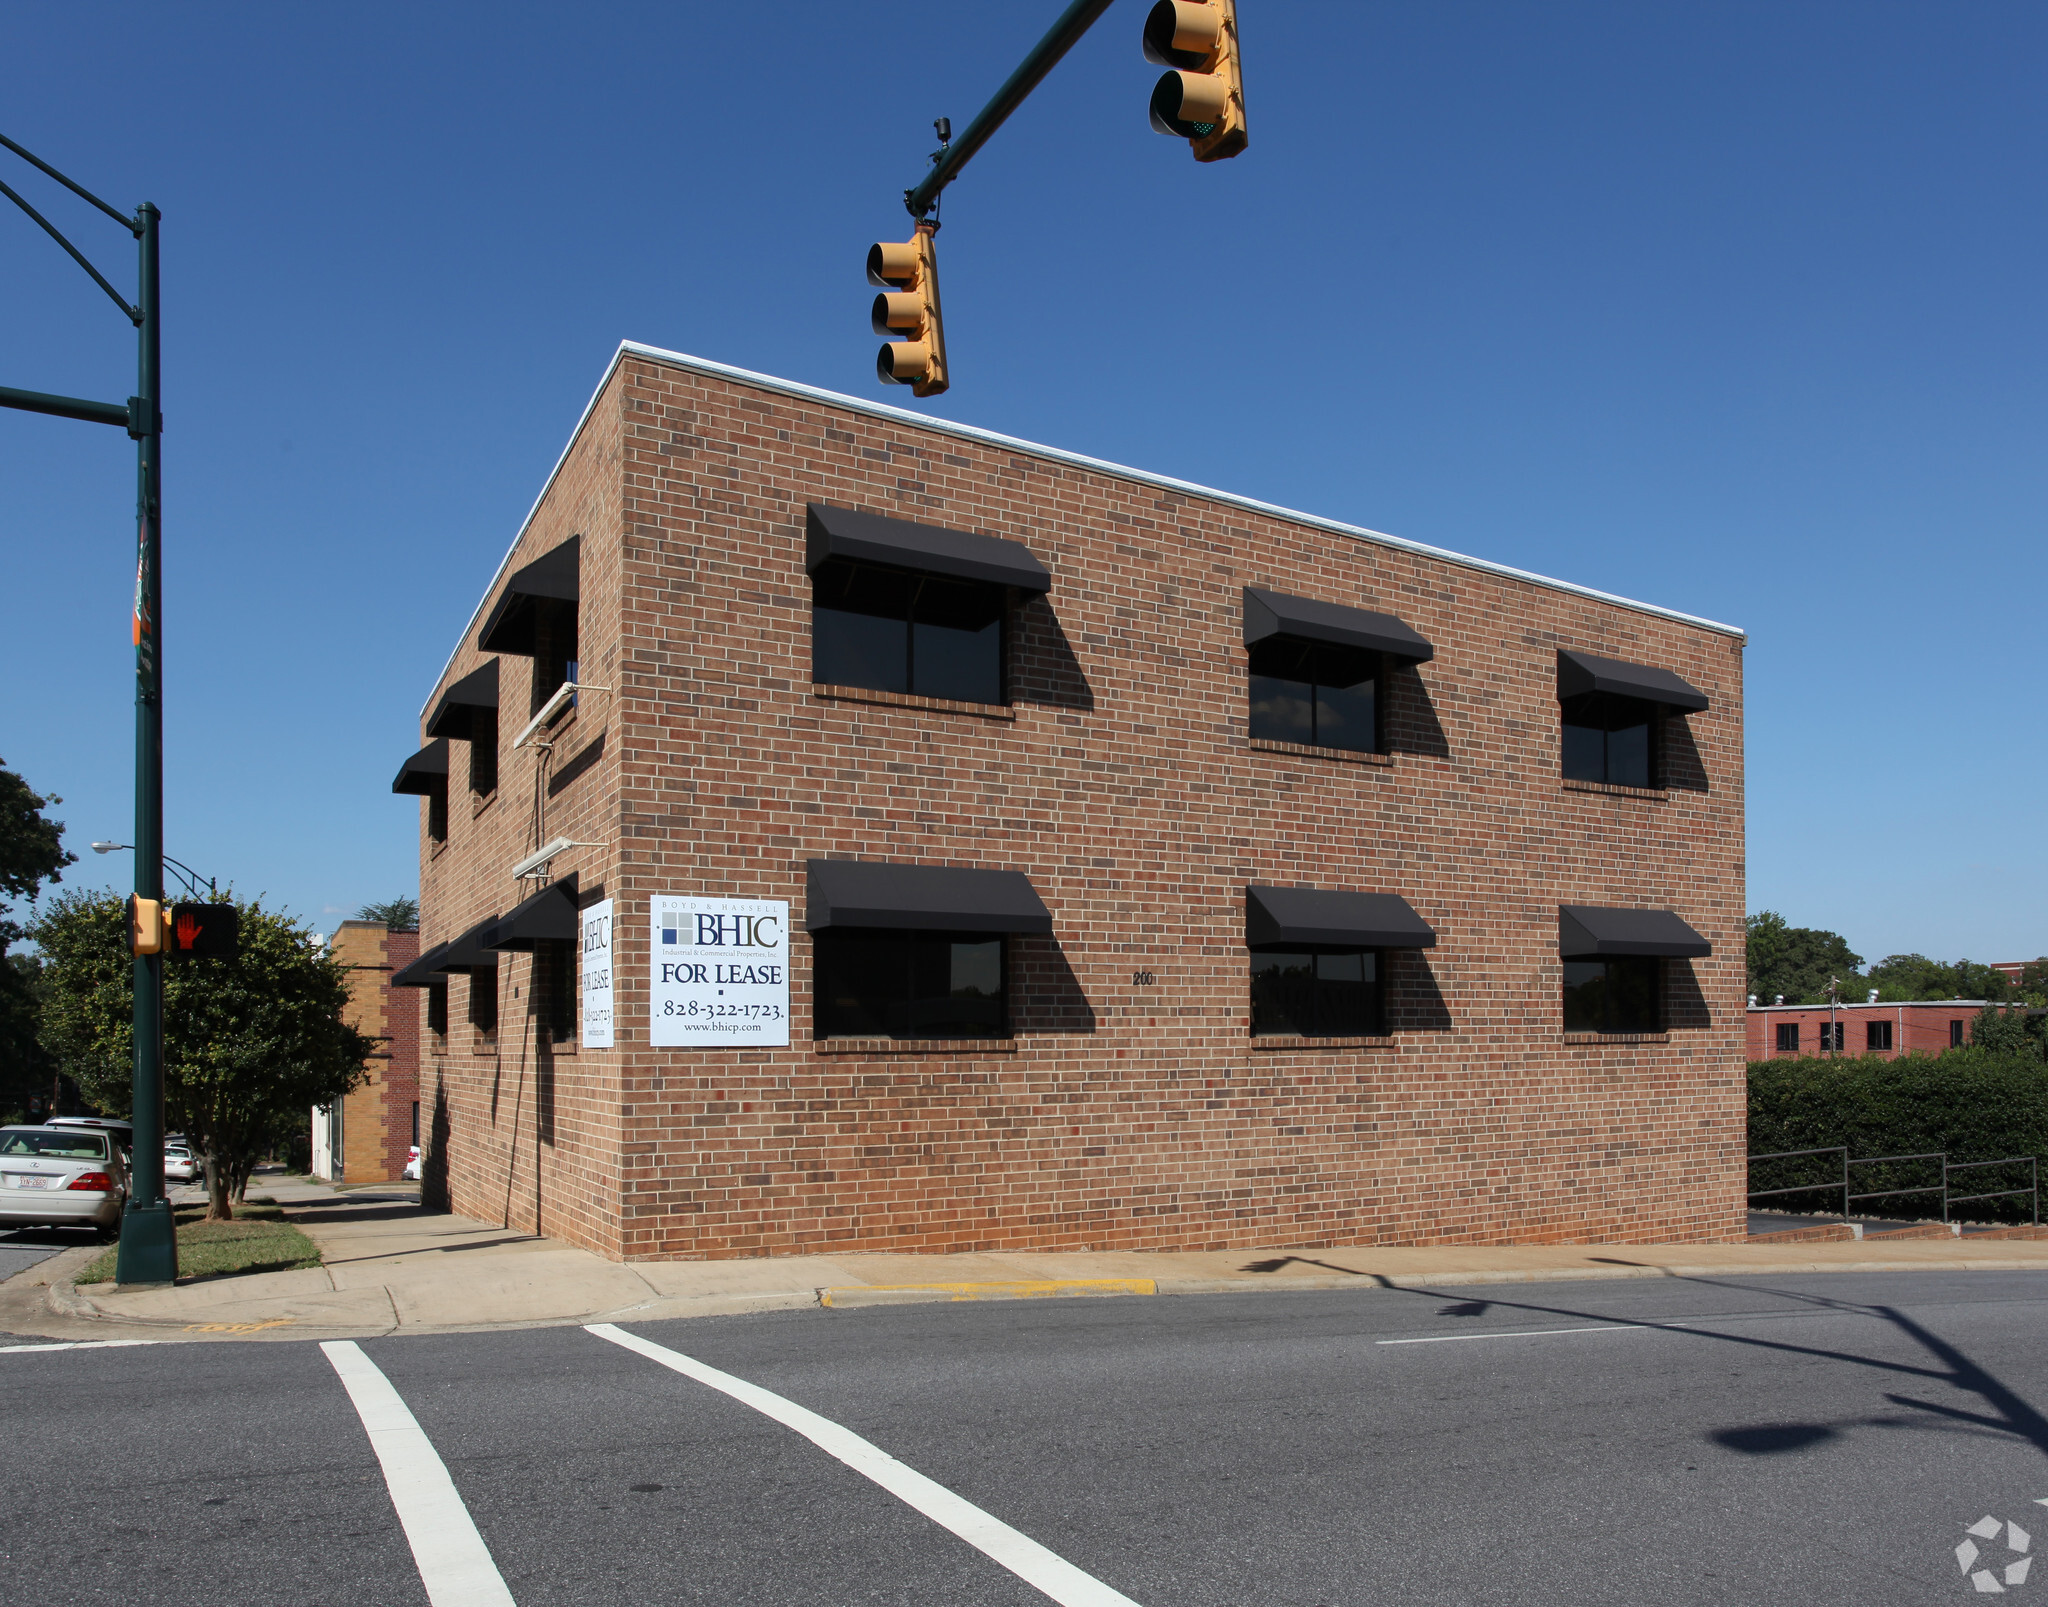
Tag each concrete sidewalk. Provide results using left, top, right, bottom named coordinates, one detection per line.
left=6, top=1172, right=2048, bottom=1344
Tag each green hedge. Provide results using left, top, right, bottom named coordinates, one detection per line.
left=1748, top=1050, right=2048, bottom=1223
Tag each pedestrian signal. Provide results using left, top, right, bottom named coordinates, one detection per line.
left=1143, top=0, right=1247, bottom=162
left=868, top=220, right=948, bottom=397
left=128, top=896, right=165, bottom=956
left=167, top=902, right=239, bottom=960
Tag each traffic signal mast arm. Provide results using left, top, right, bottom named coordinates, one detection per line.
left=902, top=0, right=1116, bottom=221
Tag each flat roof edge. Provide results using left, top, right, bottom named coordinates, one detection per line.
left=425, top=341, right=1744, bottom=717
left=620, top=343, right=1745, bottom=639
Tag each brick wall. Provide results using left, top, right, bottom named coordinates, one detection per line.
left=409, top=348, right=1749, bottom=1260
left=329, top=921, right=391, bottom=1183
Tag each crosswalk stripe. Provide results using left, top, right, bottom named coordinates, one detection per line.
left=321, top=1340, right=517, bottom=1607
left=587, top=1322, right=1145, bottom=1607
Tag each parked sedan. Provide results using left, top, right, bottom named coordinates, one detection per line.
left=0, top=1126, right=127, bottom=1237
left=163, top=1144, right=199, bottom=1184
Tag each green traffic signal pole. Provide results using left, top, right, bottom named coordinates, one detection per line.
left=0, top=135, right=177, bottom=1283
left=902, top=0, right=1116, bottom=219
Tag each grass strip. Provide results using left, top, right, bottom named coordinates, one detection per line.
left=77, top=1200, right=321, bottom=1286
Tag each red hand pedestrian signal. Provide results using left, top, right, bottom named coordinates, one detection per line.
left=166, top=903, right=239, bottom=960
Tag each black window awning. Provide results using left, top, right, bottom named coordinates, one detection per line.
left=805, top=503, right=1052, bottom=594
left=1559, top=905, right=1711, bottom=959
left=483, top=882, right=579, bottom=951
left=390, top=740, right=449, bottom=796
left=1243, top=587, right=1434, bottom=663
left=1557, top=650, right=1709, bottom=713
left=1245, top=885, right=1438, bottom=949
left=392, top=942, right=451, bottom=987
left=805, top=859, right=1053, bottom=935
left=436, top=916, right=502, bottom=973
left=478, top=536, right=580, bottom=656
left=426, top=660, right=500, bottom=741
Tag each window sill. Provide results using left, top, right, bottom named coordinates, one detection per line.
left=471, top=788, right=498, bottom=819
left=812, top=684, right=1016, bottom=721
left=1562, top=1031, right=1672, bottom=1045
left=428, top=837, right=450, bottom=862
left=815, top=1037, right=1019, bottom=1055
left=1252, top=1034, right=1398, bottom=1050
left=1561, top=778, right=1668, bottom=801
left=1248, top=737, right=1392, bottom=767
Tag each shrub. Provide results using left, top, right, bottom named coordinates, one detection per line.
left=1748, top=1050, right=2048, bottom=1223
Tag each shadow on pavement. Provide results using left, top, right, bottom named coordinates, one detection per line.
left=1370, top=1269, right=2048, bottom=1466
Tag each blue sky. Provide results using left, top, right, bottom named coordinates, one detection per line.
left=2, top=2, right=2043, bottom=968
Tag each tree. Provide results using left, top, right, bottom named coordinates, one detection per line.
left=1868, top=953, right=2016, bottom=1004
left=354, top=896, right=418, bottom=931
left=1969, top=1005, right=2045, bottom=1060
left=0, top=759, right=75, bottom=1119
left=34, top=888, right=372, bottom=1221
left=1746, top=911, right=1864, bottom=1005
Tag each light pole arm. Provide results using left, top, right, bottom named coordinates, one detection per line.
left=903, top=0, right=1116, bottom=219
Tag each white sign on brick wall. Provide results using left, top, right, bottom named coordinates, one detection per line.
left=649, top=895, right=789, bottom=1048
left=580, top=899, right=614, bottom=1049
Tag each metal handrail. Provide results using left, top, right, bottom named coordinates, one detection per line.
left=1847, top=1151, right=1946, bottom=1209
left=1745, top=1147, right=1848, bottom=1218
left=1746, top=1148, right=2041, bottom=1228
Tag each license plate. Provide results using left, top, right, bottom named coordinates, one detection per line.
left=7, top=1174, right=53, bottom=1190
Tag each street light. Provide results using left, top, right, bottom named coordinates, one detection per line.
left=0, top=133, right=174, bottom=1284
left=91, top=841, right=215, bottom=899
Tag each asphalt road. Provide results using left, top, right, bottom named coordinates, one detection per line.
left=6, top=1270, right=2047, bottom=1606
left=0, top=1224, right=85, bottom=1282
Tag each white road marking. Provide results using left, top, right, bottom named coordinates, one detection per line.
left=1379, top=1323, right=1653, bottom=1345
left=587, top=1322, right=1144, bottom=1607
left=321, top=1340, right=516, bottom=1607
left=0, top=1338, right=162, bottom=1353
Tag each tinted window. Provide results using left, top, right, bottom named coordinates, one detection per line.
left=1560, top=692, right=1656, bottom=788
left=1562, top=957, right=1660, bottom=1033
left=1775, top=1022, right=1798, bottom=1051
left=1866, top=1020, right=1892, bottom=1051
left=1250, top=948, right=1381, bottom=1036
left=0, top=1130, right=108, bottom=1159
left=1249, top=639, right=1378, bottom=754
left=814, top=929, right=1007, bottom=1039
left=812, top=560, right=1004, bottom=704
left=469, top=973, right=497, bottom=1036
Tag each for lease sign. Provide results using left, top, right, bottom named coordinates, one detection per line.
left=580, top=899, right=614, bottom=1049
left=649, top=895, right=789, bottom=1048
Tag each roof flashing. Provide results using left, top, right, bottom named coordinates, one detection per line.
left=425, top=345, right=1742, bottom=716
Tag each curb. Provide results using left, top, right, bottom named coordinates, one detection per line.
left=15, top=1249, right=2048, bottom=1341
left=821, top=1278, right=1154, bottom=1308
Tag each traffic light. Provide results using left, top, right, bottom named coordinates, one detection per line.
left=1143, top=0, right=1247, bottom=162
left=868, top=220, right=948, bottom=397
left=128, top=896, right=164, bottom=956
left=166, top=902, right=239, bottom=959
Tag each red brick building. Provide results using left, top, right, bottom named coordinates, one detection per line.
left=389, top=344, right=1748, bottom=1259
left=317, top=920, right=422, bottom=1182
left=1746, top=999, right=1990, bottom=1060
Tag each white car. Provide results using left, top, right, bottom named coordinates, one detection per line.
left=402, top=1145, right=422, bottom=1181
left=0, top=1126, right=128, bottom=1237
left=163, top=1144, right=200, bottom=1184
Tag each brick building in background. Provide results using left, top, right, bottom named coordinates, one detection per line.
left=315, top=919, right=421, bottom=1183
left=1746, top=999, right=1995, bottom=1060
left=388, top=344, right=1748, bottom=1260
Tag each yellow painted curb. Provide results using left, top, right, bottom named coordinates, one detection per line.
left=820, top=1278, right=1156, bottom=1308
